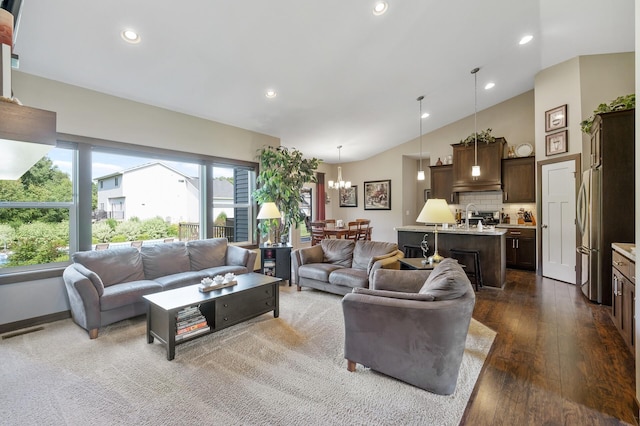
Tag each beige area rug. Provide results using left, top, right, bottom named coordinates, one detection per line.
left=1, top=285, right=495, bottom=426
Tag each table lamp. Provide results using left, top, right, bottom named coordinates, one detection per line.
left=257, top=202, right=281, bottom=246
left=416, top=198, right=455, bottom=263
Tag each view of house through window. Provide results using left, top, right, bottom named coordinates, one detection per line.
left=91, top=151, right=201, bottom=249
left=0, top=144, right=257, bottom=272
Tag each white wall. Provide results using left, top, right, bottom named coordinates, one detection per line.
left=11, top=72, right=280, bottom=161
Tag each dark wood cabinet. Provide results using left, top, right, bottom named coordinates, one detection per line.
left=429, top=165, right=458, bottom=204
left=502, top=156, right=535, bottom=203
left=505, top=227, right=535, bottom=270
left=452, top=137, right=506, bottom=192
left=611, top=249, right=635, bottom=354
left=260, top=245, right=291, bottom=284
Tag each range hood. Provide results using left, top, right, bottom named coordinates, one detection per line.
left=0, top=4, right=57, bottom=180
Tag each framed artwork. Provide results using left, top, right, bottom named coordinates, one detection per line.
left=339, top=185, right=357, bottom=207
left=364, top=179, right=391, bottom=210
left=545, top=130, right=568, bottom=156
left=545, top=104, right=567, bottom=132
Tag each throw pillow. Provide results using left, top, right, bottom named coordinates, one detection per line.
left=419, top=258, right=470, bottom=300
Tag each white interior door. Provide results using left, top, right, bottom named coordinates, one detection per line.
left=541, top=160, right=577, bottom=283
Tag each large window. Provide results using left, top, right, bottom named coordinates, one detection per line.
left=0, top=146, right=74, bottom=270
left=0, top=139, right=257, bottom=275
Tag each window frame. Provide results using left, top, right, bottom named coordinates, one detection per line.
left=0, top=133, right=259, bottom=284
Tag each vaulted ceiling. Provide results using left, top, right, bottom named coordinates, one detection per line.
left=10, top=0, right=635, bottom=163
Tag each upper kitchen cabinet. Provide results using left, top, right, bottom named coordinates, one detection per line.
left=430, top=164, right=458, bottom=204
left=452, top=138, right=506, bottom=192
left=502, top=156, right=535, bottom=203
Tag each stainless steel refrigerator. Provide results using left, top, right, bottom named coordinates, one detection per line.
left=576, top=109, right=634, bottom=305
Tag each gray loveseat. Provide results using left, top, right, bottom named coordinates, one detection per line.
left=63, top=238, right=257, bottom=339
left=341, top=258, right=476, bottom=395
left=291, top=239, right=404, bottom=295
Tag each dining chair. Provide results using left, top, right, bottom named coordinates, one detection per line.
left=311, top=221, right=327, bottom=245
left=355, top=219, right=370, bottom=240
left=345, top=221, right=359, bottom=240
left=324, top=219, right=336, bottom=229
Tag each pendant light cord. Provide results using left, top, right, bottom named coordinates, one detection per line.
left=471, top=67, right=480, bottom=167
left=417, top=95, right=424, bottom=171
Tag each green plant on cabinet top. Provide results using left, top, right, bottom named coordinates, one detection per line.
left=580, top=93, right=635, bottom=134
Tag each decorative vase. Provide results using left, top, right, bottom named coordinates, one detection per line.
left=435, top=157, right=443, bottom=166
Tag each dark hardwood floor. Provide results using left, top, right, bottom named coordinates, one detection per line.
left=461, top=269, right=637, bottom=425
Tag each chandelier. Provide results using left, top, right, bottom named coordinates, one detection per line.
left=328, top=145, right=351, bottom=189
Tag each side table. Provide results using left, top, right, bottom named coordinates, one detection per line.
left=260, top=244, right=292, bottom=285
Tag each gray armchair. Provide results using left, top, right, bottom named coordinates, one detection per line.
left=341, top=259, right=476, bottom=395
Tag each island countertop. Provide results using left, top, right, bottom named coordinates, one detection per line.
left=395, top=225, right=507, bottom=236
left=397, top=226, right=507, bottom=289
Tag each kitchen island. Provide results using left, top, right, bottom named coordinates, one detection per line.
left=396, top=225, right=507, bottom=288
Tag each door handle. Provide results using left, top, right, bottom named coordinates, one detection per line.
left=541, top=224, right=548, bottom=229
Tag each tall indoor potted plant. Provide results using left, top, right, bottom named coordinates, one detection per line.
left=253, top=146, right=320, bottom=245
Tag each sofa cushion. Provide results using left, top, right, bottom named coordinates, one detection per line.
left=186, top=238, right=228, bottom=270
left=141, top=242, right=191, bottom=280
left=352, top=240, right=398, bottom=271
left=299, top=245, right=324, bottom=265
left=72, top=247, right=145, bottom=287
left=100, top=280, right=162, bottom=311
left=352, top=287, right=436, bottom=301
left=321, top=239, right=355, bottom=267
left=299, top=263, right=345, bottom=282
left=154, top=271, right=209, bottom=291
left=419, top=258, right=470, bottom=300
left=329, top=268, right=369, bottom=289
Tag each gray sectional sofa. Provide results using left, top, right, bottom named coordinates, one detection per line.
left=63, top=238, right=257, bottom=339
left=291, top=239, right=404, bottom=295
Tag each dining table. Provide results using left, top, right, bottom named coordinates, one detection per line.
left=323, top=227, right=352, bottom=239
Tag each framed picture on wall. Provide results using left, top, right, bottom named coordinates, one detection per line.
left=339, top=186, right=357, bottom=207
left=545, top=104, right=567, bottom=132
left=364, top=179, right=391, bottom=210
left=545, top=130, right=568, bottom=156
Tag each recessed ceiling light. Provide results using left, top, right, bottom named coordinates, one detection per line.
left=265, top=90, right=277, bottom=98
left=421, top=112, right=430, bottom=119
left=519, top=35, right=533, bottom=45
left=373, top=1, right=388, bottom=15
left=121, top=29, right=141, bottom=44
left=484, top=82, right=495, bottom=90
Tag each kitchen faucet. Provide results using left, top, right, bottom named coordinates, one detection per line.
left=465, top=203, right=478, bottom=229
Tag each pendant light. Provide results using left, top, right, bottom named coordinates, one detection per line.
left=328, top=145, right=351, bottom=189
left=417, top=95, right=425, bottom=181
left=471, top=67, right=481, bottom=178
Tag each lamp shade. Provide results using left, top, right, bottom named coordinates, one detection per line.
left=416, top=198, right=455, bottom=224
left=257, top=202, right=281, bottom=220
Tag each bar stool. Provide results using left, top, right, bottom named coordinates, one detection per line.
left=403, top=244, right=424, bottom=258
left=449, top=248, right=483, bottom=291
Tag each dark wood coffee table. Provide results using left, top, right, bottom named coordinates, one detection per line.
left=143, top=272, right=281, bottom=360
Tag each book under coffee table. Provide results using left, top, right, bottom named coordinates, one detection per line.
left=143, top=272, right=281, bottom=360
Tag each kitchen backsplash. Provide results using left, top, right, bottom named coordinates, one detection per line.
left=452, top=191, right=535, bottom=225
